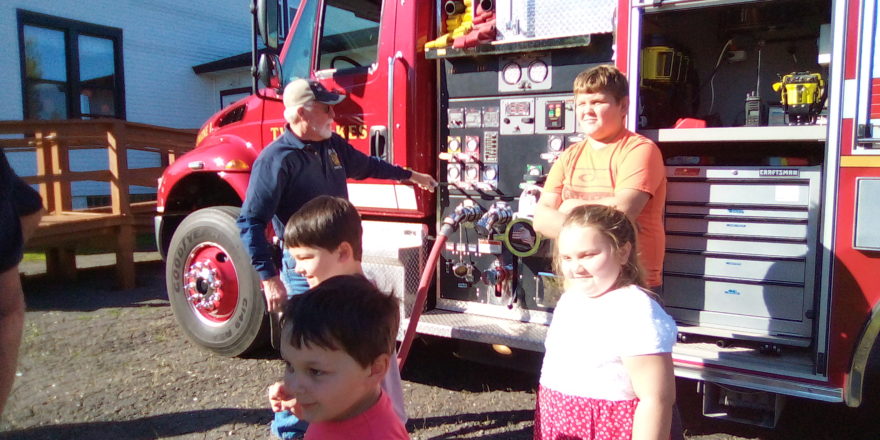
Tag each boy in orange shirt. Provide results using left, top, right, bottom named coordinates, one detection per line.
left=534, top=64, right=667, bottom=290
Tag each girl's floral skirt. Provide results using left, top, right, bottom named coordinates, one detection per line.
left=534, top=385, right=638, bottom=440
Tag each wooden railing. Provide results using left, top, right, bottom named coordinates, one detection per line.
left=0, top=119, right=195, bottom=289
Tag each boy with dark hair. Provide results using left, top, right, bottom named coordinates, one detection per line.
left=282, top=195, right=363, bottom=287
left=275, top=275, right=408, bottom=439
left=269, top=195, right=406, bottom=439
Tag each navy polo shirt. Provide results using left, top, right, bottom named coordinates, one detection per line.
left=237, top=129, right=412, bottom=280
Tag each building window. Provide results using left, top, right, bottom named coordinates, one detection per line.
left=220, top=87, right=251, bottom=109
left=18, top=10, right=125, bottom=120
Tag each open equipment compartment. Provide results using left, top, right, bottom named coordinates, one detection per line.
left=634, top=0, right=833, bottom=348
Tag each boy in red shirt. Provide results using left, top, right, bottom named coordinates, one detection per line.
left=268, top=196, right=406, bottom=438
left=273, top=275, right=409, bottom=440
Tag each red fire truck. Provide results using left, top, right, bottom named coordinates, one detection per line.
left=155, top=0, right=880, bottom=427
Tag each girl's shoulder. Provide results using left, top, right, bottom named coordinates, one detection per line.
left=604, top=284, right=656, bottom=307
left=606, top=285, right=674, bottom=322
left=609, top=286, right=678, bottom=354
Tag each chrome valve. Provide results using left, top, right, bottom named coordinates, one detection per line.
left=474, top=201, right=513, bottom=236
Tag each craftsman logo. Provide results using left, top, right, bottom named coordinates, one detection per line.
left=759, top=169, right=799, bottom=177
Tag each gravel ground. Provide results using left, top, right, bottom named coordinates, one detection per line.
left=1, top=257, right=879, bottom=439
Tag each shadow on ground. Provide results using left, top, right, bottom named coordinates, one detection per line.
left=409, top=409, right=534, bottom=439
left=402, top=338, right=538, bottom=394
left=22, top=260, right=167, bottom=312
left=0, top=408, right=270, bottom=440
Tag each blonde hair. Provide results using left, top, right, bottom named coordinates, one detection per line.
left=555, top=204, right=647, bottom=292
left=572, top=64, right=629, bottom=103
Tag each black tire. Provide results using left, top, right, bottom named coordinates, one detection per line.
left=165, top=206, right=268, bottom=357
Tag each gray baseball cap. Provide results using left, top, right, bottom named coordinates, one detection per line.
left=283, top=79, right=346, bottom=108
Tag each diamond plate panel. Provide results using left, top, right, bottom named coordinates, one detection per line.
left=360, top=221, right=432, bottom=337
left=533, top=0, right=616, bottom=39
left=411, top=309, right=548, bottom=352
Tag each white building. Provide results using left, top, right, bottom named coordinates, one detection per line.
left=0, top=0, right=263, bottom=207
left=0, top=0, right=257, bottom=129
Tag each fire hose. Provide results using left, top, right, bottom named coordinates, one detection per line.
left=397, top=202, right=482, bottom=370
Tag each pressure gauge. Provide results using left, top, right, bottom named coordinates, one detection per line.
left=548, top=136, right=564, bottom=151
left=501, top=63, right=521, bottom=85
left=528, top=60, right=549, bottom=83
left=448, top=137, right=461, bottom=152
left=465, top=165, right=480, bottom=180
left=465, top=137, right=479, bottom=152
left=483, top=165, right=498, bottom=181
left=447, top=164, right=461, bottom=182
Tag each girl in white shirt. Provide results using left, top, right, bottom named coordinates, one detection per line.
left=536, top=205, right=677, bottom=440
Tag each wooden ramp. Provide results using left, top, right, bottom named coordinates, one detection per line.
left=1, top=120, right=195, bottom=289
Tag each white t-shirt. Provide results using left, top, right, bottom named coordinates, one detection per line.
left=539, top=284, right=677, bottom=401
left=383, top=351, right=407, bottom=424
left=362, top=269, right=408, bottom=425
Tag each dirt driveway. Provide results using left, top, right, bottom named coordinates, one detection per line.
left=1, top=258, right=878, bottom=439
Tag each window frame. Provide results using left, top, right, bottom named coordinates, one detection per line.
left=315, top=0, right=382, bottom=75
left=220, top=87, right=252, bottom=109
left=17, top=9, right=126, bottom=120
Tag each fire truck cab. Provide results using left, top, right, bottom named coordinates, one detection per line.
left=155, top=0, right=880, bottom=427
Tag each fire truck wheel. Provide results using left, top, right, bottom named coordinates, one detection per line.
left=166, top=206, right=268, bottom=357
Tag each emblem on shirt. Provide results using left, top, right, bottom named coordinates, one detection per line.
left=327, top=148, right=343, bottom=169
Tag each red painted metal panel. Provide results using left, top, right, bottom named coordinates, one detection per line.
left=828, top=118, right=880, bottom=386
left=616, top=0, right=630, bottom=74
left=314, top=0, right=435, bottom=220
left=828, top=168, right=880, bottom=386
left=844, top=0, right=861, bottom=79
left=872, top=78, right=880, bottom=119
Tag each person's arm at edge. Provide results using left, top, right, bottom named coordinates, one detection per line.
left=0, top=267, right=25, bottom=416
left=623, top=352, right=675, bottom=440
left=1, top=165, right=43, bottom=415
left=20, top=208, right=43, bottom=243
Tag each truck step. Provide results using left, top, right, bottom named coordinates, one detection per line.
left=406, top=309, right=547, bottom=353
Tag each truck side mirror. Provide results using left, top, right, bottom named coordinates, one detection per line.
left=257, top=53, right=282, bottom=92
left=256, top=0, right=280, bottom=51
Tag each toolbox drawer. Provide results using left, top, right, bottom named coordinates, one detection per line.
left=665, top=204, right=809, bottom=220
left=664, top=252, right=805, bottom=283
left=663, top=275, right=805, bottom=322
left=666, top=235, right=809, bottom=258
left=662, top=166, right=821, bottom=342
left=665, top=217, right=808, bottom=240
left=667, top=181, right=811, bottom=207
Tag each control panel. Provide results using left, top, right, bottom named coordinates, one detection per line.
left=445, top=93, right=575, bottom=194
left=437, top=40, right=613, bottom=322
